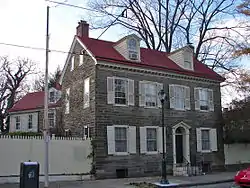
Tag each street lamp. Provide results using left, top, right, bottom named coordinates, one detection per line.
left=158, top=89, right=169, bottom=184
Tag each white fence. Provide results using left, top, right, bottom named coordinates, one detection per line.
left=0, top=136, right=91, bottom=178
left=224, top=144, right=250, bottom=165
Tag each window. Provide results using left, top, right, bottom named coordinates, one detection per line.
left=65, top=88, right=70, bottom=114
left=84, top=77, right=90, bottom=108
left=115, top=79, right=127, bottom=105
left=139, top=81, right=162, bottom=108
left=71, top=56, right=74, bottom=71
left=169, top=85, right=190, bottom=110
left=107, top=125, right=136, bottom=155
left=79, top=54, right=83, bottom=66
left=28, top=115, right=33, bottom=129
left=49, top=91, right=55, bottom=103
left=195, top=88, right=214, bottom=111
left=201, top=130, right=210, bottom=151
left=48, top=110, right=55, bottom=127
left=115, top=127, right=127, bottom=152
left=146, top=128, right=157, bottom=152
left=15, top=116, right=20, bottom=130
left=196, top=128, right=217, bottom=152
left=183, top=49, right=193, bottom=70
left=128, top=38, right=137, bottom=52
left=107, top=77, right=134, bottom=106
left=145, top=83, right=157, bottom=107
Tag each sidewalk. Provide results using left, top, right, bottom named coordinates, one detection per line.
left=0, top=172, right=236, bottom=188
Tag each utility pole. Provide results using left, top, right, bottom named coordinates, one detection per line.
left=44, top=5, right=50, bottom=188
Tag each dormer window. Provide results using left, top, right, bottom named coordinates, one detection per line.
left=49, top=91, right=55, bottom=103
left=128, top=38, right=137, bottom=52
left=183, top=50, right=193, bottom=70
left=128, top=38, right=138, bottom=60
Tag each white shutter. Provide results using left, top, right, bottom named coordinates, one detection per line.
left=128, top=79, right=134, bottom=106
left=79, top=55, right=83, bottom=66
left=140, top=127, right=147, bottom=154
left=107, top=77, right=115, bottom=104
left=194, top=88, right=200, bottom=110
left=139, top=81, right=146, bottom=107
left=196, top=128, right=202, bottom=152
left=128, top=126, right=137, bottom=154
left=185, top=86, right=191, bottom=110
left=157, top=83, right=164, bottom=108
left=157, top=127, right=163, bottom=153
left=208, top=89, right=214, bottom=111
left=210, top=128, right=218, bottom=151
left=107, top=126, right=115, bottom=155
left=169, top=85, right=175, bottom=108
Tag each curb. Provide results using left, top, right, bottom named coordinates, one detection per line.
left=151, top=178, right=234, bottom=187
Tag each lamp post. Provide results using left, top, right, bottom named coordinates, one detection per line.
left=158, top=89, right=169, bottom=184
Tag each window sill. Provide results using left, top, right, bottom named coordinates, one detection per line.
left=201, top=150, right=212, bottom=153
left=113, top=104, right=129, bottom=107
left=113, top=152, right=129, bottom=156
left=145, top=151, right=159, bottom=155
left=197, top=110, right=214, bottom=112
left=143, top=106, right=159, bottom=109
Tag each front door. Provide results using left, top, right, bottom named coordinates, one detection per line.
left=175, top=134, right=183, bottom=163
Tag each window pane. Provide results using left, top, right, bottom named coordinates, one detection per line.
left=28, top=115, right=32, bottom=129
left=48, top=111, right=55, bottom=127
left=199, top=89, right=209, bottom=110
left=115, top=79, right=127, bottom=105
left=115, top=127, right=127, bottom=152
left=147, top=128, right=157, bottom=152
left=175, top=86, right=185, bottom=109
left=145, top=83, right=157, bottom=107
left=201, top=130, right=210, bottom=150
left=128, top=39, right=137, bottom=51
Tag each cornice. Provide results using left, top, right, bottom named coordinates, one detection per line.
left=97, top=61, right=221, bottom=85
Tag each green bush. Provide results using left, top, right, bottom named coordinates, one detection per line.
left=8, top=132, right=42, bottom=137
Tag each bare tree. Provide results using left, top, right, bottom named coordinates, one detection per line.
left=87, top=0, right=248, bottom=72
left=32, top=65, right=62, bottom=92
left=0, top=57, right=37, bottom=133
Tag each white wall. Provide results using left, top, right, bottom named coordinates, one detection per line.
left=224, top=144, right=250, bottom=165
left=10, top=112, right=38, bottom=132
left=0, top=136, right=91, bottom=176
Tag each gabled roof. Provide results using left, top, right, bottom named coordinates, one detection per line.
left=77, top=36, right=225, bottom=82
left=9, top=91, right=61, bottom=113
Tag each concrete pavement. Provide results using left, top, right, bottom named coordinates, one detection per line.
left=0, top=172, right=237, bottom=188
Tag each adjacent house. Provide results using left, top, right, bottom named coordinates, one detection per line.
left=9, top=86, right=62, bottom=134
left=59, top=20, right=225, bottom=178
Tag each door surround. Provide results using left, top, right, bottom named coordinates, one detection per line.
left=172, top=121, right=191, bottom=165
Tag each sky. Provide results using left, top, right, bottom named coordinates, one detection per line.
left=0, top=0, right=249, bottom=107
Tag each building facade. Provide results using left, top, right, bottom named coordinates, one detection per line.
left=9, top=87, right=63, bottom=135
left=59, top=20, right=225, bottom=178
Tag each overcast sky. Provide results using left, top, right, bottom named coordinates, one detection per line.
left=0, top=0, right=248, bottom=107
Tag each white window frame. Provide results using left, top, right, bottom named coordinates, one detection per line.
left=183, top=50, right=193, bottom=70
left=15, top=116, right=21, bottom=130
left=201, top=128, right=211, bottom=152
left=65, top=88, right=70, bottom=114
left=114, top=125, right=129, bottom=155
left=28, top=114, right=33, bottom=130
left=49, top=91, right=55, bottom=103
left=195, top=88, right=214, bottom=112
left=145, top=126, right=158, bottom=154
left=71, top=56, right=75, bottom=71
left=197, top=127, right=217, bottom=153
left=139, top=81, right=163, bottom=108
left=169, top=84, right=190, bottom=111
left=107, top=77, right=134, bottom=106
left=48, top=109, right=56, bottom=128
left=84, top=77, right=90, bottom=108
left=127, top=38, right=137, bottom=52
left=79, top=54, right=83, bottom=66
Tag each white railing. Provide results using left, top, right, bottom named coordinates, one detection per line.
left=0, top=135, right=89, bottom=140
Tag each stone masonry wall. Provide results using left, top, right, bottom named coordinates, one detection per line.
left=94, top=64, right=225, bottom=179
left=61, top=41, right=96, bottom=136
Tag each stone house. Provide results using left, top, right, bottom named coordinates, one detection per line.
left=59, top=20, right=225, bottom=178
left=9, top=86, right=63, bottom=134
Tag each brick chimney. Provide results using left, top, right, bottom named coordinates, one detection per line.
left=76, top=20, right=89, bottom=38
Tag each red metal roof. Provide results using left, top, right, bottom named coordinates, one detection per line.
left=9, top=91, right=61, bottom=113
left=79, top=36, right=225, bottom=81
